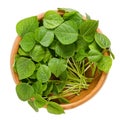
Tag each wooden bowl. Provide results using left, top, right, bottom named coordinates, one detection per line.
left=10, top=11, right=108, bottom=110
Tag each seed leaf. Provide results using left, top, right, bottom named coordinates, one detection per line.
left=97, top=56, right=112, bottom=73
left=30, top=45, right=45, bottom=62
left=16, top=57, right=35, bottom=80
left=28, top=100, right=39, bottom=112
left=34, top=94, right=47, bottom=108
left=16, top=16, right=39, bottom=37
left=48, top=58, right=67, bottom=77
left=80, top=20, right=98, bottom=42
left=47, top=102, right=64, bottom=114
left=16, top=83, right=34, bottom=101
left=32, top=81, right=42, bottom=95
left=36, top=65, right=51, bottom=83
left=43, top=82, right=53, bottom=96
left=20, top=32, right=35, bottom=52
left=43, top=10, right=64, bottom=29
left=88, top=49, right=103, bottom=62
left=95, top=32, right=111, bottom=49
left=55, top=41, right=76, bottom=58
left=75, top=49, right=88, bottom=61
left=35, top=26, right=54, bottom=47
left=55, top=20, right=78, bottom=45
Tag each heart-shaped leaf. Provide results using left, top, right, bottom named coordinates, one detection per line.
left=97, top=56, right=112, bottom=73
left=16, top=83, right=34, bottom=101
left=16, top=16, right=39, bottom=37
left=55, top=20, right=78, bottom=45
left=30, top=45, right=45, bottom=62
left=36, top=65, right=51, bottom=83
left=95, top=32, right=111, bottom=49
left=16, top=57, right=35, bottom=80
left=43, top=11, right=64, bottom=29
left=47, top=102, right=64, bottom=114
left=20, top=32, right=35, bottom=52
left=48, top=58, right=67, bottom=77
left=35, top=26, right=54, bottom=47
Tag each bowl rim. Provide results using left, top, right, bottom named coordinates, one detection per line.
left=10, top=10, right=108, bottom=110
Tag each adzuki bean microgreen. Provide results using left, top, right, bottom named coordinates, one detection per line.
left=14, top=8, right=114, bottom=114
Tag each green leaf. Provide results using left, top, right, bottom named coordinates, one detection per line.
left=88, top=49, right=103, bottom=62
left=95, top=33, right=111, bottom=49
left=16, top=16, right=39, bottom=37
left=89, top=41, right=102, bottom=51
left=36, top=65, right=51, bottom=83
left=55, top=41, right=76, bottom=58
left=63, top=11, right=77, bottom=20
left=47, top=102, right=64, bottom=114
left=58, top=97, right=70, bottom=104
left=74, top=49, right=88, bottom=61
left=80, top=20, right=98, bottom=42
left=30, top=45, right=45, bottom=62
left=35, top=26, right=54, bottom=47
left=43, top=10, right=64, bottom=29
left=68, top=12, right=83, bottom=28
left=34, top=94, right=47, bottom=108
left=55, top=20, right=78, bottom=45
left=43, top=48, right=52, bottom=63
left=43, top=82, right=53, bottom=96
left=16, top=57, right=35, bottom=80
left=18, top=47, right=29, bottom=56
left=32, top=81, right=42, bottom=94
left=97, top=56, right=112, bottom=73
left=16, top=83, right=34, bottom=101
left=75, top=38, right=89, bottom=52
left=28, top=100, right=39, bottom=112
left=20, top=32, right=35, bottom=52
left=48, top=58, right=67, bottom=77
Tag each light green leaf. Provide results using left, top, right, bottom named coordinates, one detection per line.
left=47, top=102, right=64, bottom=114
left=28, top=100, right=39, bottom=112
left=89, top=41, right=102, bottom=51
left=35, top=26, right=54, bottom=47
left=16, top=16, right=39, bottom=37
left=30, top=45, right=45, bottom=62
left=55, top=20, right=78, bottom=45
left=88, top=49, right=103, bottom=62
left=74, top=49, right=88, bottom=61
left=97, top=56, right=112, bottom=73
left=48, top=58, right=67, bottom=77
left=20, top=32, right=35, bottom=52
left=16, top=57, right=35, bottom=80
left=32, top=81, right=42, bottom=94
left=55, top=41, right=76, bottom=58
left=34, top=94, right=47, bottom=108
left=80, top=20, right=98, bottom=42
left=58, top=97, right=70, bottom=104
left=75, top=38, right=89, bottom=52
left=43, top=48, right=52, bottom=63
left=63, top=11, right=77, bottom=20
left=36, top=65, right=51, bottom=83
left=18, top=47, right=29, bottom=56
left=43, top=10, right=64, bottom=29
left=43, top=82, right=53, bottom=96
left=16, top=83, right=34, bottom=101
left=95, top=33, right=111, bottom=49
left=68, top=12, right=83, bottom=28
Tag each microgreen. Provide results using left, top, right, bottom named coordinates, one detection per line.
left=14, top=8, right=114, bottom=114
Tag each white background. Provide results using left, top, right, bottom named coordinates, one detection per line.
left=0, top=0, right=120, bottom=119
